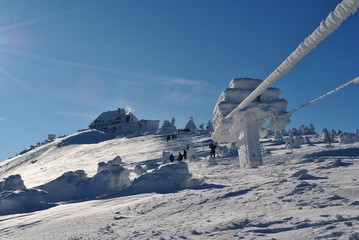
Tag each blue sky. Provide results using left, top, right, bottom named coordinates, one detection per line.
left=0, top=0, right=358, bottom=161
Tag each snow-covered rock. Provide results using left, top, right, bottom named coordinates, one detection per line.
left=129, top=162, right=201, bottom=193
left=36, top=156, right=131, bottom=202
left=0, top=174, right=26, bottom=192
left=37, top=170, right=89, bottom=202
left=134, top=164, right=146, bottom=175
left=89, top=157, right=131, bottom=197
left=0, top=188, right=51, bottom=215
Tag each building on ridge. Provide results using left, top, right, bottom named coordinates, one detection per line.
left=89, top=108, right=159, bottom=134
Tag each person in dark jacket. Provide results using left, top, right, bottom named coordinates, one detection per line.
left=169, top=153, right=175, bottom=162
left=209, top=143, right=217, bottom=158
left=178, top=152, right=183, bottom=161
left=183, top=149, right=187, bottom=160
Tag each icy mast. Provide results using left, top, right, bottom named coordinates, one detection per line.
left=212, top=78, right=290, bottom=168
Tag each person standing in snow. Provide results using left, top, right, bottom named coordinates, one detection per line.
left=209, top=143, right=217, bottom=158
left=178, top=152, right=183, bottom=161
left=169, top=153, right=175, bottom=162
left=183, top=149, right=187, bottom=160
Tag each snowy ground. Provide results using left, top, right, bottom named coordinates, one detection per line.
left=1, top=131, right=359, bottom=239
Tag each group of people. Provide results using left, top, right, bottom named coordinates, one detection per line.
left=166, top=134, right=177, bottom=142
left=169, top=148, right=187, bottom=162
left=168, top=142, right=217, bottom=162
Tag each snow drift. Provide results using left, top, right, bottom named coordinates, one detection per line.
left=0, top=155, right=203, bottom=215
left=128, top=162, right=203, bottom=194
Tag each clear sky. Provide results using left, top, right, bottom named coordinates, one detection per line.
left=0, top=0, right=358, bottom=161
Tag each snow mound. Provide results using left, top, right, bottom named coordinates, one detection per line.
left=0, top=175, right=52, bottom=215
left=0, top=154, right=204, bottom=215
left=89, top=159, right=131, bottom=197
left=0, top=174, right=26, bottom=192
left=57, top=130, right=116, bottom=147
left=128, top=162, right=203, bottom=194
left=37, top=156, right=131, bottom=202
left=0, top=188, right=53, bottom=215
left=291, top=169, right=327, bottom=180
left=134, top=164, right=146, bottom=175
left=37, top=170, right=90, bottom=202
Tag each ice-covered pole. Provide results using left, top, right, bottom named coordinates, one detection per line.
left=225, top=0, right=359, bottom=120
left=288, top=76, right=359, bottom=115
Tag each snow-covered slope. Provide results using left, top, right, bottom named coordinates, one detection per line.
left=1, top=130, right=359, bottom=239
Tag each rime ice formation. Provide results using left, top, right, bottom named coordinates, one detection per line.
left=212, top=0, right=359, bottom=167
left=184, top=117, right=199, bottom=132
left=158, top=120, right=177, bottom=134
left=212, top=78, right=289, bottom=168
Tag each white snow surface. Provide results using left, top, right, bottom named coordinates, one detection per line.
left=1, top=130, right=359, bottom=239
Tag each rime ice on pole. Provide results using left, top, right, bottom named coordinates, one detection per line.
left=212, top=78, right=289, bottom=168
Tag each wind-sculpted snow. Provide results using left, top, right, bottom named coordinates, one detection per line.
left=0, top=188, right=54, bottom=215
left=31, top=156, right=132, bottom=203
left=1, top=132, right=359, bottom=239
left=0, top=175, right=53, bottom=215
left=57, top=129, right=117, bottom=146
left=0, top=174, right=26, bottom=192
left=0, top=156, right=203, bottom=215
left=37, top=170, right=90, bottom=202
left=128, top=162, right=203, bottom=194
